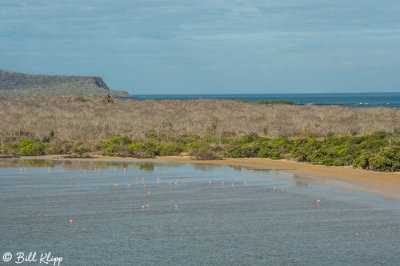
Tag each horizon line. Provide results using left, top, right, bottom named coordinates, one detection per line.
left=132, top=91, right=400, bottom=96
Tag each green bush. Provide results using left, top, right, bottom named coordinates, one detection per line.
left=225, top=136, right=290, bottom=159
left=127, top=142, right=162, bottom=157
left=103, top=136, right=132, bottom=146
left=368, top=146, right=400, bottom=171
left=221, top=138, right=231, bottom=144
left=270, top=138, right=293, bottom=155
left=290, top=136, right=359, bottom=166
left=203, top=136, right=218, bottom=143
left=184, top=142, right=204, bottom=152
left=160, top=144, right=182, bottom=156
left=368, top=154, right=393, bottom=171
left=258, top=144, right=281, bottom=159
left=225, top=142, right=263, bottom=158
left=292, top=137, right=321, bottom=162
left=283, top=132, right=398, bottom=169
left=240, top=133, right=259, bottom=144
left=102, top=136, right=133, bottom=155
left=17, top=140, right=49, bottom=155
left=353, top=151, right=373, bottom=169
left=353, top=131, right=389, bottom=150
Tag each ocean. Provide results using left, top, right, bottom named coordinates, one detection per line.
left=128, top=92, right=400, bottom=108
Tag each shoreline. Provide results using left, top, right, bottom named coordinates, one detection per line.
left=15, top=154, right=400, bottom=200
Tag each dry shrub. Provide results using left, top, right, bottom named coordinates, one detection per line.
left=1, top=97, right=400, bottom=145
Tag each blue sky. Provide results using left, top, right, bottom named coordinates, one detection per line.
left=1, top=0, right=399, bottom=94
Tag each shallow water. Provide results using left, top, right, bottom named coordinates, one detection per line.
left=0, top=160, right=399, bottom=265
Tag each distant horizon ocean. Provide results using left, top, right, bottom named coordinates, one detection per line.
left=127, top=92, right=400, bottom=108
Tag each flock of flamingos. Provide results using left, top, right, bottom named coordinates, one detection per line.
left=18, top=164, right=359, bottom=238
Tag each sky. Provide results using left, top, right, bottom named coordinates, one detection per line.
left=1, top=0, right=400, bottom=94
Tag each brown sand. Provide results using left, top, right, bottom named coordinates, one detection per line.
left=20, top=155, right=400, bottom=200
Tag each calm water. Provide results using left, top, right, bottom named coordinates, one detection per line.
left=129, top=92, right=400, bottom=108
left=1, top=159, right=400, bottom=265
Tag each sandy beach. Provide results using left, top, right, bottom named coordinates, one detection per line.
left=18, top=155, right=400, bottom=200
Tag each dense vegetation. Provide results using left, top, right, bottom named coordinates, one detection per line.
left=2, top=131, right=400, bottom=172
left=0, top=69, right=130, bottom=98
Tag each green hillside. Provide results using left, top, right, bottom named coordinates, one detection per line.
left=0, top=69, right=130, bottom=98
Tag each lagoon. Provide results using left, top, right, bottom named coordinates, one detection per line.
left=0, top=160, right=399, bottom=265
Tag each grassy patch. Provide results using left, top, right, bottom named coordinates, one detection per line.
left=9, top=140, right=50, bottom=155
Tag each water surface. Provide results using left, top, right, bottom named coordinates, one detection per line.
left=0, top=160, right=399, bottom=265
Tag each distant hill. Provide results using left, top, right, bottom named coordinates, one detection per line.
left=0, top=69, right=130, bottom=98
